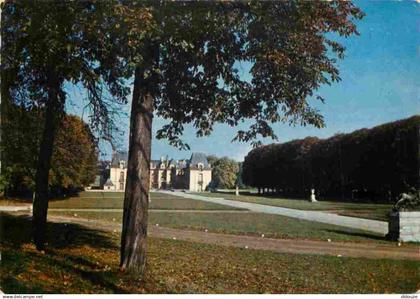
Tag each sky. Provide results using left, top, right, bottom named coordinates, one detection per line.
left=66, top=0, right=420, bottom=162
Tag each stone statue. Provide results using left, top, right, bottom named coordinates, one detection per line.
left=393, top=192, right=413, bottom=211
left=310, top=188, right=317, bottom=202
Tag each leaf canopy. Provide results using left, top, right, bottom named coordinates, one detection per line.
left=123, top=1, right=364, bottom=149
left=2, top=1, right=364, bottom=149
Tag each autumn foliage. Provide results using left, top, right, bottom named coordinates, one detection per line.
left=1, top=106, right=98, bottom=197
left=242, top=116, right=420, bottom=203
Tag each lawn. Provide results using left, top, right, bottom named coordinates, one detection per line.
left=193, top=192, right=392, bottom=221
left=49, top=210, right=387, bottom=243
left=1, top=213, right=418, bottom=294
left=48, top=192, right=241, bottom=211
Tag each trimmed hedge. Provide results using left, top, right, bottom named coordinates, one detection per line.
left=242, top=116, right=420, bottom=203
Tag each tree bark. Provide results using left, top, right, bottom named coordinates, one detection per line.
left=33, top=77, right=64, bottom=250
left=120, top=42, right=158, bottom=275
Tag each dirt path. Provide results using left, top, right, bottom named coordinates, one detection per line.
left=48, top=208, right=251, bottom=213
left=0, top=205, right=31, bottom=212
left=45, top=214, right=419, bottom=261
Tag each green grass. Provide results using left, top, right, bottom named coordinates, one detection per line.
left=48, top=192, right=241, bottom=210
left=49, top=210, right=388, bottom=243
left=194, top=192, right=392, bottom=221
left=1, top=213, right=418, bottom=294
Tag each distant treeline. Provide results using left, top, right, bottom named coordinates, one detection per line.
left=242, top=116, right=420, bottom=203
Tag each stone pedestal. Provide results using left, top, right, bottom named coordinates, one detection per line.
left=388, top=211, right=420, bottom=242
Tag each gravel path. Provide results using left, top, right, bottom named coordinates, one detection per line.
left=160, top=191, right=388, bottom=235
left=0, top=205, right=31, bottom=212
left=46, top=214, right=419, bottom=261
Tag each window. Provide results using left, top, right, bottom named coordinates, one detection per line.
left=198, top=173, right=204, bottom=191
left=120, top=182, right=124, bottom=190
left=120, top=171, right=124, bottom=182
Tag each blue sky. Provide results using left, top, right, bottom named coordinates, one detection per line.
left=67, top=0, right=420, bottom=162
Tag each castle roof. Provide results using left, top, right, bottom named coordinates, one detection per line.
left=189, top=152, right=211, bottom=169
left=110, top=152, right=211, bottom=170
left=111, top=151, right=128, bottom=167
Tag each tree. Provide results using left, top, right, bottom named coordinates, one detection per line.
left=50, top=115, right=99, bottom=194
left=120, top=1, right=363, bottom=274
left=1, top=102, right=43, bottom=196
left=1, top=1, right=131, bottom=250
left=1, top=105, right=98, bottom=196
left=206, top=155, right=218, bottom=169
left=242, top=116, right=419, bottom=202
left=210, top=157, right=240, bottom=189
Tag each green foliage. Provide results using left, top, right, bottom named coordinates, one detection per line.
left=1, top=1, right=365, bottom=188
left=1, top=105, right=98, bottom=196
left=0, top=171, right=11, bottom=193
left=117, top=1, right=364, bottom=148
left=208, top=156, right=240, bottom=189
left=242, top=116, right=420, bottom=203
left=1, top=0, right=132, bottom=140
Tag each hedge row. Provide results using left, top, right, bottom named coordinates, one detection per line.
left=242, top=116, right=420, bottom=203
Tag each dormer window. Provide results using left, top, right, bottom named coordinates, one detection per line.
left=119, top=161, right=125, bottom=169
left=198, top=163, right=204, bottom=171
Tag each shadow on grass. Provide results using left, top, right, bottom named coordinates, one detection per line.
left=0, top=212, right=127, bottom=294
left=0, top=212, right=118, bottom=250
left=1, top=276, right=46, bottom=294
left=47, top=253, right=128, bottom=294
left=324, top=228, right=386, bottom=241
left=1, top=190, right=83, bottom=204
left=0, top=196, right=33, bottom=204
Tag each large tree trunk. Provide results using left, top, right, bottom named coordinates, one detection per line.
left=33, top=78, right=64, bottom=250
left=120, top=42, right=158, bottom=275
